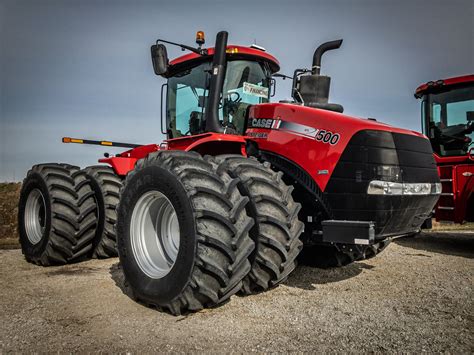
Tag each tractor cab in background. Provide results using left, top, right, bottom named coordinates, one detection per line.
left=416, top=75, right=474, bottom=223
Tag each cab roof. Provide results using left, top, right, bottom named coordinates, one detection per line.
left=415, top=74, right=474, bottom=98
left=167, top=45, right=280, bottom=76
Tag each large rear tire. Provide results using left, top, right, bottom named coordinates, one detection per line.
left=18, top=163, right=97, bottom=265
left=116, top=151, right=255, bottom=315
left=83, top=165, right=122, bottom=258
left=211, top=155, right=304, bottom=294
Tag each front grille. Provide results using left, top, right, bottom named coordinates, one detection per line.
left=324, top=130, right=439, bottom=237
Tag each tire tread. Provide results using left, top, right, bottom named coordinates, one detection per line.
left=211, top=155, right=304, bottom=294
left=19, top=163, right=97, bottom=265
left=83, top=165, right=122, bottom=258
left=118, top=151, right=255, bottom=315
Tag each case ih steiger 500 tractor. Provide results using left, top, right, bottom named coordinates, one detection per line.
left=415, top=75, right=474, bottom=224
left=18, top=31, right=441, bottom=315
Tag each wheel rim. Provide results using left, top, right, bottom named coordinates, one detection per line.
left=130, top=191, right=180, bottom=279
left=24, top=188, right=46, bottom=245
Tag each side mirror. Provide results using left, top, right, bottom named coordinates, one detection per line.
left=151, top=44, right=169, bottom=76
left=270, top=78, right=276, bottom=97
left=467, top=111, right=474, bottom=122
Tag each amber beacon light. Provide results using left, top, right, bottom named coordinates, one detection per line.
left=196, top=31, right=205, bottom=46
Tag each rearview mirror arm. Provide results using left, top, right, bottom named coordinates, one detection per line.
left=156, top=39, right=206, bottom=55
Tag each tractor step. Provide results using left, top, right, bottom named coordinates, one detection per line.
left=322, top=220, right=375, bottom=245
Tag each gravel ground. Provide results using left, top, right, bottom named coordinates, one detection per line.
left=0, top=231, right=472, bottom=353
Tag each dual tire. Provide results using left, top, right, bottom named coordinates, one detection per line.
left=83, top=166, right=122, bottom=258
left=18, top=164, right=97, bottom=265
left=211, top=155, right=304, bottom=294
left=18, top=164, right=122, bottom=265
left=117, top=151, right=256, bottom=314
left=116, top=151, right=304, bottom=315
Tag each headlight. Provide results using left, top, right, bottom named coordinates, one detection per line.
left=403, top=183, right=431, bottom=195
left=367, top=180, right=441, bottom=195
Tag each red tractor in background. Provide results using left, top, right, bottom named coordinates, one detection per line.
left=415, top=75, right=474, bottom=224
left=18, top=31, right=441, bottom=315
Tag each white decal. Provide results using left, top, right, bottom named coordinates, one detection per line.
left=243, top=82, right=269, bottom=98
left=247, top=117, right=341, bottom=145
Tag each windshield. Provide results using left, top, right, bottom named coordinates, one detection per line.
left=220, top=60, right=271, bottom=133
left=167, top=60, right=270, bottom=138
left=422, top=84, right=474, bottom=157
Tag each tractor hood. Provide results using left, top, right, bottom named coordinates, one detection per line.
left=248, top=103, right=423, bottom=138
left=246, top=102, right=429, bottom=191
left=246, top=102, right=439, bottom=238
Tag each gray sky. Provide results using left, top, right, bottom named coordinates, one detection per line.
left=1, top=0, right=473, bottom=181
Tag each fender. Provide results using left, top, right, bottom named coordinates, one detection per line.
left=254, top=148, right=333, bottom=219
left=99, top=144, right=160, bottom=176
left=167, top=132, right=246, bottom=156
left=100, top=133, right=247, bottom=176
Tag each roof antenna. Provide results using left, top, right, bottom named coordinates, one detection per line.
left=251, top=38, right=266, bottom=51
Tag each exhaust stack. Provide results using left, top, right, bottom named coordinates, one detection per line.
left=312, top=39, right=343, bottom=75
left=205, top=31, right=228, bottom=133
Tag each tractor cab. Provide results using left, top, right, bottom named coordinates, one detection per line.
left=416, top=75, right=474, bottom=159
left=166, top=49, right=276, bottom=138
left=151, top=32, right=279, bottom=140
left=151, top=31, right=343, bottom=144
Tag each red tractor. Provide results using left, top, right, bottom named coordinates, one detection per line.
left=415, top=75, right=474, bottom=224
left=18, top=31, right=441, bottom=315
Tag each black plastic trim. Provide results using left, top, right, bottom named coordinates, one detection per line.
left=257, top=150, right=333, bottom=219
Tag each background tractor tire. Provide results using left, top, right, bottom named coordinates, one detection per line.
left=83, top=165, right=122, bottom=258
left=299, top=240, right=391, bottom=268
left=18, top=163, right=98, bottom=266
left=211, top=155, right=304, bottom=294
left=116, top=151, right=255, bottom=315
